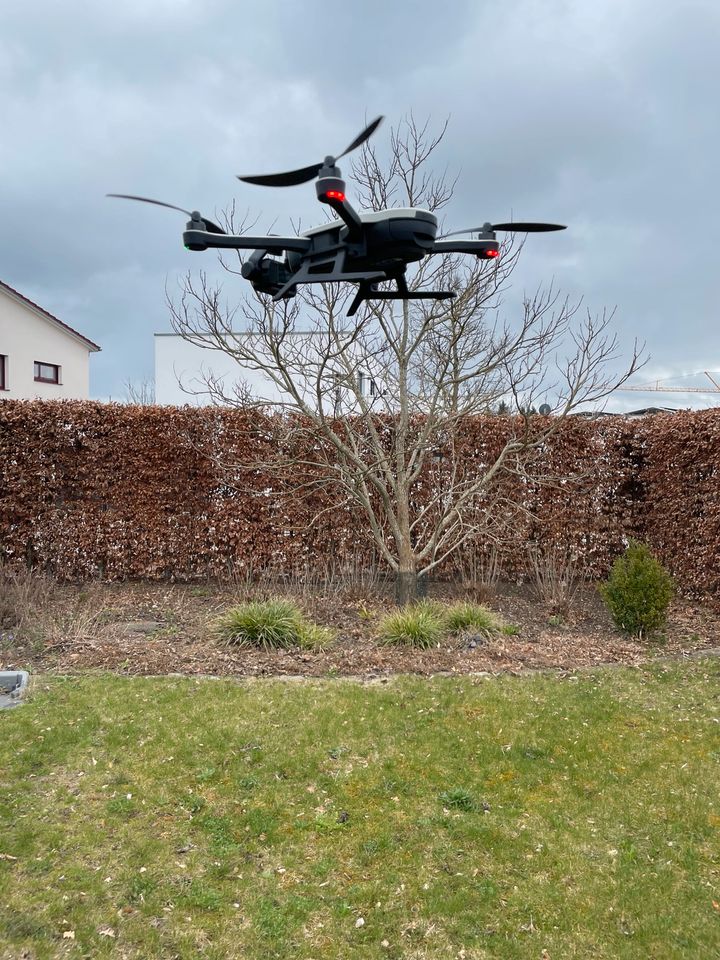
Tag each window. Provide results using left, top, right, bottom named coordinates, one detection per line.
left=0, top=355, right=7, bottom=390
left=359, top=372, right=378, bottom=397
left=332, top=370, right=351, bottom=389
left=34, top=361, right=60, bottom=384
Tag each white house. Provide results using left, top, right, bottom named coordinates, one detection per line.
left=154, top=331, right=381, bottom=408
left=0, top=280, right=100, bottom=399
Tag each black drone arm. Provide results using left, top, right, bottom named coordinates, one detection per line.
left=182, top=230, right=311, bottom=254
left=320, top=192, right=364, bottom=244
left=431, top=239, right=498, bottom=256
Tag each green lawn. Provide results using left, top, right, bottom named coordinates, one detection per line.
left=1, top=663, right=719, bottom=959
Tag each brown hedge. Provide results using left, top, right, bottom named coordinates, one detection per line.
left=0, top=401, right=718, bottom=605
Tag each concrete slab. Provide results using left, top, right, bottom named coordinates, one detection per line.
left=0, top=671, right=30, bottom=709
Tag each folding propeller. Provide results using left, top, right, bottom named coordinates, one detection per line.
left=441, top=221, right=566, bottom=238
left=238, top=116, right=384, bottom=187
left=106, top=194, right=226, bottom=234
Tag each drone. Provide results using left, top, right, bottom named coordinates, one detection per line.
left=109, top=117, right=566, bottom=316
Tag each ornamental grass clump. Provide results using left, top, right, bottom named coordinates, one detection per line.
left=379, top=601, right=446, bottom=649
left=600, top=540, right=674, bottom=638
left=379, top=600, right=510, bottom=648
left=443, top=602, right=504, bottom=636
left=215, top=599, right=332, bottom=651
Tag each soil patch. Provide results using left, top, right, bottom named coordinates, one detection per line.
left=3, top=580, right=720, bottom=678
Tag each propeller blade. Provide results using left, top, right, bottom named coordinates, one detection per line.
left=107, top=193, right=191, bottom=216
left=441, top=221, right=566, bottom=238
left=337, top=115, right=384, bottom=159
left=238, top=117, right=383, bottom=187
left=107, top=193, right=226, bottom=234
left=491, top=222, right=566, bottom=233
left=238, top=163, right=323, bottom=188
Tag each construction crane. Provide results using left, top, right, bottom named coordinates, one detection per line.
left=617, top=371, right=720, bottom=394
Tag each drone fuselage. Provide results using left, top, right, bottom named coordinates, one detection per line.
left=182, top=187, right=504, bottom=319
left=300, top=207, right=438, bottom=273
left=192, top=207, right=439, bottom=300
left=187, top=207, right=497, bottom=302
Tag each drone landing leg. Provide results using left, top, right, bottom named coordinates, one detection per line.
left=392, top=273, right=456, bottom=306
left=380, top=291, right=456, bottom=303
left=347, top=281, right=375, bottom=317
left=346, top=280, right=456, bottom=317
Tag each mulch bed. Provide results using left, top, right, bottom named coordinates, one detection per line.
left=3, top=580, right=720, bottom=678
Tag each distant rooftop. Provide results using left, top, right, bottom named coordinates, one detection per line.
left=572, top=407, right=679, bottom=419
left=0, top=279, right=101, bottom=351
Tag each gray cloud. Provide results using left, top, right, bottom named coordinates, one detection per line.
left=1, top=0, right=718, bottom=406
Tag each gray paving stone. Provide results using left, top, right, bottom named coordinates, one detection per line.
left=0, top=671, right=29, bottom=709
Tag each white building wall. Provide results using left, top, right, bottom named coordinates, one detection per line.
left=155, top=332, right=379, bottom=407
left=154, top=334, right=290, bottom=405
left=0, top=288, right=96, bottom=400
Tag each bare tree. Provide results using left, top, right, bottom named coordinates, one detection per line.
left=123, top=377, right=156, bottom=405
left=169, top=116, right=643, bottom=603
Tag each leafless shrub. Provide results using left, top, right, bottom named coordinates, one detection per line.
left=304, top=556, right=384, bottom=600
left=333, top=556, right=384, bottom=600
left=226, top=561, right=265, bottom=603
left=41, top=602, right=106, bottom=653
left=0, top=563, right=57, bottom=635
left=526, top=544, right=581, bottom=614
left=0, top=564, right=105, bottom=652
left=224, top=555, right=384, bottom=603
left=455, top=543, right=502, bottom=603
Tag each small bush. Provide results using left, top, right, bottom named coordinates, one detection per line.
left=296, top=621, right=335, bottom=650
left=443, top=602, right=503, bottom=636
left=215, top=599, right=332, bottom=650
left=439, top=788, right=476, bottom=811
left=600, top=541, right=674, bottom=638
left=379, top=601, right=446, bottom=649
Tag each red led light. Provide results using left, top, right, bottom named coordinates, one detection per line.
left=324, top=190, right=345, bottom=201
left=487, top=249, right=499, bottom=258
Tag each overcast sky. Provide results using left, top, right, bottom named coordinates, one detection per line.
left=1, top=0, right=718, bottom=408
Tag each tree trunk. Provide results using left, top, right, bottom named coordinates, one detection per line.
left=394, top=492, right=421, bottom=605
left=395, top=569, right=422, bottom=605
left=394, top=546, right=426, bottom=604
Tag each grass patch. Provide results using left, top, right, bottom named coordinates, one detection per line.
left=1, top=662, right=719, bottom=958
left=379, top=600, right=510, bottom=647
left=442, top=601, right=504, bottom=635
left=439, top=787, right=477, bottom=811
left=378, top=600, right=446, bottom=648
left=214, top=598, right=332, bottom=650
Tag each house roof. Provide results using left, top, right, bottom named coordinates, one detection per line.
left=0, top=279, right=101, bottom=352
left=571, top=406, right=678, bottom=419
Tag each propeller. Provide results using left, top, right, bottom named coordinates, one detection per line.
left=107, top=194, right=226, bottom=234
left=238, top=116, right=384, bottom=187
left=441, top=221, right=566, bottom=238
